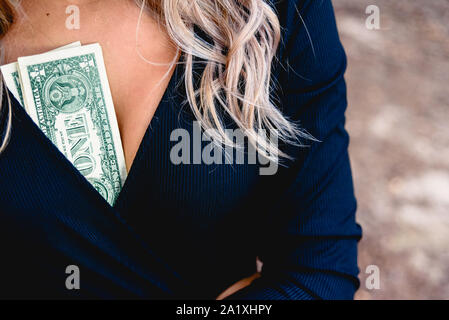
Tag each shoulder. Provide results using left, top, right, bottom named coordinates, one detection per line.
left=272, top=0, right=347, bottom=93
left=273, top=0, right=334, bottom=31
left=268, top=0, right=349, bottom=140
left=272, top=0, right=344, bottom=62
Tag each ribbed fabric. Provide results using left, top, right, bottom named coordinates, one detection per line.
left=0, top=0, right=361, bottom=299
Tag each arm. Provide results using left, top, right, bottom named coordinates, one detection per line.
left=226, top=0, right=362, bottom=300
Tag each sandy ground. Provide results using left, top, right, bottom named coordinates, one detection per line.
left=333, top=0, right=449, bottom=299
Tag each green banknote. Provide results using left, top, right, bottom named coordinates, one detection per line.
left=18, top=43, right=127, bottom=205
left=1, top=41, right=81, bottom=107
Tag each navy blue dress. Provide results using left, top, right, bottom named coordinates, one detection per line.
left=0, top=0, right=361, bottom=299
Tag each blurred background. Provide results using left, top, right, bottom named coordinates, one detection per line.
left=333, top=0, right=449, bottom=299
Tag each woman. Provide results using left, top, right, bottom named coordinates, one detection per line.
left=0, top=0, right=361, bottom=299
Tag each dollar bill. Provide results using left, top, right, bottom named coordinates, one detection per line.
left=1, top=41, right=82, bottom=107
left=18, top=43, right=127, bottom=205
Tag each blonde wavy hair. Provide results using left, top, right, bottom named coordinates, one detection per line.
left=0, top=0, right=307, bottom=161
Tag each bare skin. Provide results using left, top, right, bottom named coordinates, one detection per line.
left=3, top=0, right=178, bottom=172
left=2, top=0, right=257, bottom=298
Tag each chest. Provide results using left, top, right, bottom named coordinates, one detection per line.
left=0, top=84, right=264, bottom=226
left=2, top=0, right=178, bottom=171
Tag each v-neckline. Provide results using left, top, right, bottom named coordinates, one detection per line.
left=116, top=61, right=181, bottom=202
left=5, top=59, right=181, bottom=212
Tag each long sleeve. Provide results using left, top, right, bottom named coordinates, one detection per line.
left=227, top=0, right=362, bottom=300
